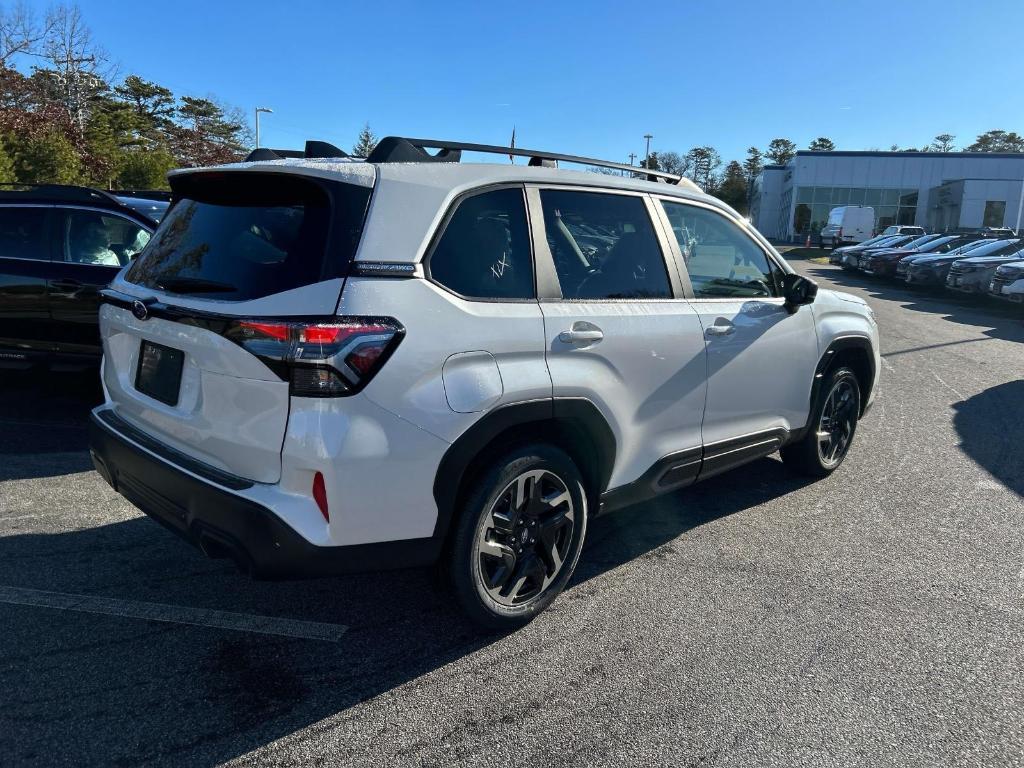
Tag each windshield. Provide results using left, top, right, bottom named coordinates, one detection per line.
left=855, top=235, right=888, bottom=247
left=965, top=239, right=1023, bottom=258
left=903, top=234, right=942, bottom=249
left=118, top=197, right=170, bottom=224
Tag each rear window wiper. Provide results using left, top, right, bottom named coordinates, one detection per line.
left=155, top=277, right=238, bottom=294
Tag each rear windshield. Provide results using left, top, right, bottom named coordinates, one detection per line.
left=126, top=173, right=370, bottom=301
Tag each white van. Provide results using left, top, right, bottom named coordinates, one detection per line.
left=820, top=206, right=875, bottom=249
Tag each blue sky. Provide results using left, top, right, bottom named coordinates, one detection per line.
left=63, top=0, right=1024, bottom=165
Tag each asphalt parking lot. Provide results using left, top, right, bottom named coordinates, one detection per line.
left=2, top=256, right=1023, bottom=767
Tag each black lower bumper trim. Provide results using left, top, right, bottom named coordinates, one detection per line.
left=89, top=410, right=442, bottom=578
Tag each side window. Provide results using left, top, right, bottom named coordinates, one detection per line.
left=62, top=210, right=151, bottom=267
left=429, top=187, right=534, bottom=299
left=539, top=190, right=671, bottom=300
left=661, top=200, right=779, bottom=298
left=0, top=207, right=49, bottom=261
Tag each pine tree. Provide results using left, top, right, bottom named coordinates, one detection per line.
left=713, top=160, right=748, bottom=213
left=765, top=138, right=797, bottom=165
left=353, top=123, right=377, bottom=157
left=11, top=130, right=82, bottom=183
left=808, top=137, right=835, bottom=152
left=118, top=149, right=177, bottom=189
left=0, top=138, right=14, bottom=182
left=742, top=147, right=762, bottom=181
left=965, top=130, right=1024, bottom=153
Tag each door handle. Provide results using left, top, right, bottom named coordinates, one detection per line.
left=51, top=279, right=83, bottom=290
left=559, top=323, right=604, bottom=345
left=705, top=323, right=736, bottom=337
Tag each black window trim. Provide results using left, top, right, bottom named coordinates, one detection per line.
left=422, top=182, right=538, bottom=304
left=54, top=205, right=155, bottom=268
left=527, top=183, right=685, bottom=303
left=654, top=195, right=789, bottom=302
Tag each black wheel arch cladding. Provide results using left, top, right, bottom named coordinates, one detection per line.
left=431, top=398, right=615, bottom=542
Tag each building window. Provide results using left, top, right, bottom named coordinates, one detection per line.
left=983, top=201, right=1006, bottom=228
left=791, top=185, right=919, bottom=235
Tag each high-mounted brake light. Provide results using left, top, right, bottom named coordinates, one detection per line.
left=226, top=317, right=404, bottom=397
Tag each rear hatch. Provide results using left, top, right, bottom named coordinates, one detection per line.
left=100, top=168, right=373, bottom=483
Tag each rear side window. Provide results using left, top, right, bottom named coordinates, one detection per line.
left=126, top=174, right=370, bottom=300
left=61, top=210, right=151, bottom=267
left=0, top=207, right=48, bottom=261
left=540, top=190, right=671, bottom=300
left=429, top=187, right=534, bottom=300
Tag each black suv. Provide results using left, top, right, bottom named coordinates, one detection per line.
left=0, top=185, right=159, bottom=369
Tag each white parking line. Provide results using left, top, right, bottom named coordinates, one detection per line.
left=0, top=585, right=348, bottom=642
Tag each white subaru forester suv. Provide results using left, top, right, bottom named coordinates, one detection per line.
left=90, top=137, right=879, bottom=629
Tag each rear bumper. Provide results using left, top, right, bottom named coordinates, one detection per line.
left=89, top=409, right=441, bottom=578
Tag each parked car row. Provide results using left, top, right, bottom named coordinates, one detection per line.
left=828, top=231, right=1024, bottom=303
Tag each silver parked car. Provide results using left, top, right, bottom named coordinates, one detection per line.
left=946, top=240, right=1024, bottom=293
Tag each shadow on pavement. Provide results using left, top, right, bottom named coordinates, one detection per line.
left=952, top=380, right=1024, bottom=498
left=0, top=368, right=101, bottom=480
left=794, top=259, right=1024, bottom=345
left=0, top=373, right=822, bottom=766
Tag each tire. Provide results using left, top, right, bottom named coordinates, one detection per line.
left=447, top=444, right=589, bottom=631
left=781, top=366, right=861, bottom=478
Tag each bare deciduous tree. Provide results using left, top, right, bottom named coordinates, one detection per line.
left=41, top=4, right=114, bottom=131
left=0, top=1, right=55, bottom=66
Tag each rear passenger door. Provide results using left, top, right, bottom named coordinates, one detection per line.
left=49, top=207, right=151, bottom=356
left=530, top=186, right=707, bottom=495
left=657, top=198, right=819, bottom=471
left=0, top=205, right=53, bottom=362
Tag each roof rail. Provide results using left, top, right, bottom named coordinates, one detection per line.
left=0, top=182, right=128, bottom=206
left=243, top=140, right=348, bottom=163
left=368, top=136, right=695, bottom=187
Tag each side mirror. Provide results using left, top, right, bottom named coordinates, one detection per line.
left=782, top=273, right=818, bottom=312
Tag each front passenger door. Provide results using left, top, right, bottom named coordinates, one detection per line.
left=49, top=208, right=151, bottom=357
left=659, top=199, right=819, bottom=472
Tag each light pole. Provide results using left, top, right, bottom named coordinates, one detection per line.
left=255, top=107, right=273, bottom=148
left=643, top=134, right=653, bottom=167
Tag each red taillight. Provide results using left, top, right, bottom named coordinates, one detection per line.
left=312, top=471, right=329, bottom=522
left=301, top=326, right=344, bottom=344
left=225, top=316, right=404, bottom=397
left=238, top=321, right=290, bottom=341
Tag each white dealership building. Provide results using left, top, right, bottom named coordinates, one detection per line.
left=750, top=150, right=1024, bottom=242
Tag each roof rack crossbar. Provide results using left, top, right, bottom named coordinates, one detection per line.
left=390, top=137, right=687, bottom=184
